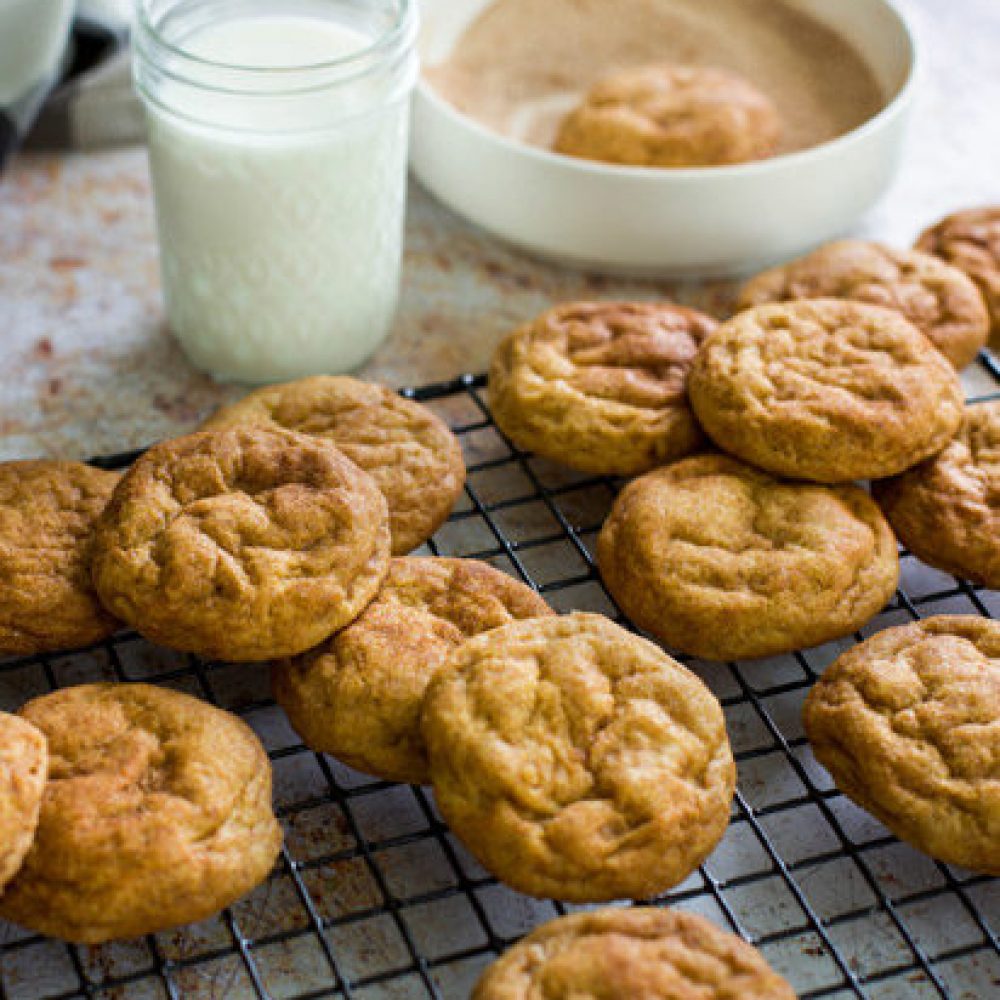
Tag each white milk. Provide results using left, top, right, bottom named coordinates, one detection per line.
left=0, top=0, right=75, bottom=104
left=135, top=2, right=417, bottom=383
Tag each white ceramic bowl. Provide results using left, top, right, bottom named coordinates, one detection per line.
left=410, top=0, right=918, bottom=277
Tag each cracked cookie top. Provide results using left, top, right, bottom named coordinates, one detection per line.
left=803, top=616, right=1000, bottom=875
left=472, top=907, right=796, bottom=1000
left=688, top=299, right=965, bottom=482
left=555, top=65, right=781, bottom=168
left=421, top=613, right=735, bottom=902
left=489, top=301, right=717, bottom=475
left=201, top=376, right=466, bottom=555
left=0, top=683, right=282, bottom=942
left=598, top=454, right=899, bottom=661
left=274, top=557, right=553, bottom=785
left=738, top=240, right=989, bottom=369
left=91, top=428, right=390, bottom=662
left=0, top=461, right=120, bottom=656
left=0, top=712, right=47, bottom=893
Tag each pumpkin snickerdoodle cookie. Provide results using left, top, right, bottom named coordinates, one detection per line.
left=738, top=240, right=989, bottom=369
left=201, top=376, right=466, bottom=555
left=0, top=461, right=120, bottom=656
left=472, top=908, right=796, bottom=1000
left=803, top=616, right=999, bottom=874
left=689, top=299, right=965, bottom=483
left=873, top=400, right=1000, bottom=588
left=917, top=206, right=1000, bottom=352
left=489, top=301, right=717, bottom=475
left=597, top=454, right=899, bottom=661
left=421, top=613, right=735, bottom=902
left=273, top=557, right=553, bottom=785
left=555, top=65, right=781, bottom=168
left=0, top=712, right=47, bottom=893
left=0, top=683, right=282, bottom=942
left=91, top=428, right=390, bottom=662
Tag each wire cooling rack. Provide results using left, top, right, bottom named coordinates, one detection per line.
left=1, top=358, right=998, bottom=1000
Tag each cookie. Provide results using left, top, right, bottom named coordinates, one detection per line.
left=688, top=299, right=965, bottom=483
left=91, top=428, right=390, bottom=662
left=873, top=401, right=1000, bottom=588
left=917, top=206, right=1000, bottom=352
left=554, top=65, right=781, bottom=168
left=738, top=240, right=989, bottom=369
left=803, top=616, right=999, bottom=874
left=0, top=683, right=282, bottom=942
left=421, top=613, right=735, bottom=902
left=489, top=301, right=717, bottom=475
left=0, top=712, right=47, bottom=893
left=0, top=461, right=120, bottom=656
left=472, top=907, right=796, bottom=1000
left=201, top=377, right=466, bottom=555
left=597, top=454, right=899, bottom=661
left=274, top=557, right=553, bottom=785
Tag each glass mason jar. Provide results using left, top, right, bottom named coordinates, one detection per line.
left=133, top=0, right=418, bottom=384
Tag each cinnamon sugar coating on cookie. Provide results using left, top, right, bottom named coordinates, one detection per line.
left=472, top=908, right=796, bottom=1000
left=598, top=454, right=899, bottom=661
left=91, top=428, right=390, bottom=662
left=0, top=461, right=120, bottom=655
left=739, top=240, right=989, bottom=369
left=0, top=684, right=282, bottom=942
left=201, top=377, right=466, bottom=555
left=490, top=301, right=717, bottom=475
left=274, top=557, right=553, bottom=785
left=0, top=712, right=47, bottom=892
left=689, top=299, right=965, bottom=482
left=803, top=617, right=1000, bottom=874
left=874, top=400, right=1000, bottom=588
left=917, top=206, right=1000, bottom=352
left=421, top=613, right=735, bottom=902
left=555, top=65, right=781, bottom=167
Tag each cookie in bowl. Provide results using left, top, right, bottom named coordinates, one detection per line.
left=201, top=376, right=466, bottom=556
left=0, top=683, right=282, bottom=942
left=738, top=239, right=989, bottom=369
left=689, top=299, right=965, bottom=483
left=917, top=206, right=1000, bottom=352
left=597, top=454, right=899, bottom=661
left=554, top=64, right=782, bottom=168
left=803, top=616, right=999, bottom=875
left=0, top=712, right=47, bottom=893
left=0, top=461, right=121, bottom=656
left=91, top=428, right=391, bottom=662
left=472, top=908, right=796, bottom=1000
left=274, top=557, right=553, bottom=785
left=489, top=301, right=717, bottom=475
left=421, top=613, right=735, bottom=902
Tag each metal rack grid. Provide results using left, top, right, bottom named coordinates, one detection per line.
left=1, top=358, right=998, bottom=1000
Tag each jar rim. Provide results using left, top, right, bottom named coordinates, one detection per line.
left=135, top=0, right=416, bottom=76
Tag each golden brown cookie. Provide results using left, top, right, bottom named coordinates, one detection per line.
left=738, top=240, right=989, bottom=369
left=0, top=712, right=47, bottom=893
left=472, top=908, right=796, bottom=1000
left=597, top=454, right=899, bottom=661
left=555, top=65, right=781, bottom=168
left=917, top=206, right=1000, bottom=352
left=688, top=300, right=965, bottom=483
left=0, top=683, right=282, bottom=942
left=803, top=616, right=999, bottom=874
left=0, top=461, right=120, bottom=656
left=273, top=557, right=553, bottom=785
left=201, top=377, right=466, bottom=555
left=873, top=401, right=1000, bottom=588
left=489, top=301, right=717, bottom=475
left=91, top=428, right=390, bottom=662
left=421, top=613, right=735, bottom=902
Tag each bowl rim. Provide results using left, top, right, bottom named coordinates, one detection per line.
left=413, top=0, right=920, bottom=183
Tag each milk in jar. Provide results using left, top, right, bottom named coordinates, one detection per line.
left=133, top=0, right=419, bottom=383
